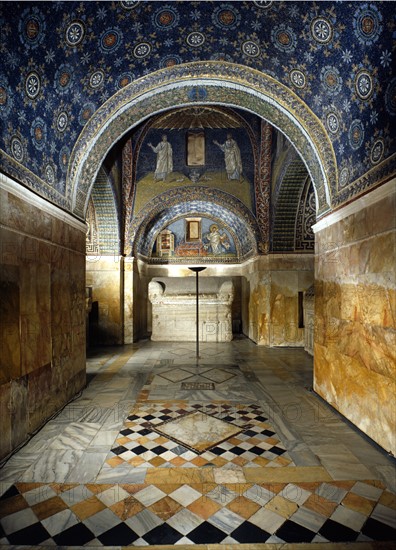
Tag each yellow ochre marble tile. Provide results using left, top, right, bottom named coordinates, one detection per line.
left=145, top=467, right=214, bottom=485
left=72, top=496, right=106, bottom=520
left=15, top=482, right=44, bottom=493
left=227, top=495, right=261, bottom=519
left=304, top=493, right=338, bottom=517
left=187, top=495, right=221, bottom=519
left=110, top=496, right=144, bottom=520
left=0, top=494, right=29, bottom=518
left=379, top=490, right=396, bottom=510
left=265, top=494, right=298, bottom=518
left=342, top=492, right=376, bottom=516
left=148, top=495, right=182, bottom=520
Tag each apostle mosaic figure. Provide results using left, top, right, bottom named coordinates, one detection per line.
left=204, top=224, right=231, bottom=255
left=213, top=133, right=243, bottom=181
left=148, top=134, right=173, bottom=181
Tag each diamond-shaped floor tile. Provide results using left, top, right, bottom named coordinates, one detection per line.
left=231, top=520, right=271, bottom=543
left=143, top=523, right=183, bottom=545
left=187, top=521, right=226, bottom=543
left=7, top=522, right=51, bottom=545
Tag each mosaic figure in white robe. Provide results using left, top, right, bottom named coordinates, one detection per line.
left=148, top=135, right=173, bottom=181
left=213, top=133, right=243, bottom=181
left=204, top=224, right=230, bottom=255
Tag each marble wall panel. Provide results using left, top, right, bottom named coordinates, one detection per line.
left=314, top=186, right=396, bottom=454
left=0, top=382, right=12, bottom=457
left=10, top=377, right=28, bottom=450
left=124, top=258, right=134, bottom=344
left=27, top=363, right=52, bottom=432
left=86, top=257, right=123, bottom=345
left=0, top=186, right=86, bottom=460
left=0, top=264, right=21, bottom=384
left=134, top=261, right=150, bottom=341
left=5, top=193, right=52, bottom=242
left=241, top=256, right=314, bottom=347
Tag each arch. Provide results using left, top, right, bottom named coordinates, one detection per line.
left=272, top=158, right=308, bottom=252
left=131, top=186, right=260, bottom=262
left=68, top=62, right=336, bottom=220
left=89, top=167, right=120, bottom=255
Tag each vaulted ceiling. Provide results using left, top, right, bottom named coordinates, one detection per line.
left=1, top=1, right=394, bottom=219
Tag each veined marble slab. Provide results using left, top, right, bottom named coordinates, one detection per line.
left=152, top=411, right=243, bottom=453
left=49, top=422, right=101, bottom=450
left=20, top=450, right=84, bottom=482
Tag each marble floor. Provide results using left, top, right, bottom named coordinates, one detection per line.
left=0, top=337, right=395, bottom=549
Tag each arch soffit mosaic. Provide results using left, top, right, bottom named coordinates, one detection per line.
left=69, top=62, right=336, bottom=220
left=131, top=186, right=260, bottom=261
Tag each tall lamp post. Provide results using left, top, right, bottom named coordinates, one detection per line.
left=188, top=267, right=207, bottom=360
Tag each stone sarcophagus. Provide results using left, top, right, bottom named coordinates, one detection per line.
left=148, top=278, right=234, bottom=342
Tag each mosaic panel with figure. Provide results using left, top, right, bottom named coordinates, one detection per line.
left=134, top=117, right=256, bottom=216
left=152, top=218, right=237, bottom=259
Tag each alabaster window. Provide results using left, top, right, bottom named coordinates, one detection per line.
left=187, top=131, right=205, bottom=166
left=185, top=218, right=202, bottom=242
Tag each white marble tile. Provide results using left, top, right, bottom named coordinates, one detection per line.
left=23, top=485, right=57, bottom=506
left=21, top=450, right=84, bottom=482
left=244, top=484, right=275, bottom=506
left=266, top=534, right=286, bottom=543
left=214, top=468, right=246, bottom=484
left=41, top=509, right=79, bottom=536
left=66, top=452, right=108, bottom=483
left=175, top=536, right=195, bottom=545
left=84, top=508, right=122, bottom=536
left=249, top=508, right=285, bottom=534
left=60, top=484, right=94, bottom=505
left=132, top=537, right=149, bottom=546
left=280, top=483, right=311, bottom=505
left=312, top=533, right=329, bottom=542
left=169, top=485, right=202, bottom=507
left=96, top=486, right=130, bottom=506
left=95, top=465, right=146, bottom=484
left=208, top=507, right=244, bottom=533
left=330, top=505, right=366, bottom=531
left=167, top=508, right=203, bottom=535
left=125, top=509, right=163, bottom=536
left=49, top=422, right=100, bottom=450
left=206, top=486, right=238, bottom=505
left=133, top=485, right=167, bottom=506
left=315, top=482, right=348, bottom=503
left=1, top=507, right=38, bottom=534
left=351, top=481, right=384, bottom=500
left=371, top=502, right=396, bottom=528
left=291, top=507, right=327, bottom=532
left=82, top=537, right=105, bottom=546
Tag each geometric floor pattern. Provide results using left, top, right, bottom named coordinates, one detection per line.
left=1, top=341, right=396, bottom=547
left=107, top=402, right=294, bottom=469
left=1, top=479, right=395, bottom=545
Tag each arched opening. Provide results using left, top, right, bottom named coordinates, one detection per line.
left=82, top=103, right=318, bottom=347
left=70, top=62, right=335, bottom=221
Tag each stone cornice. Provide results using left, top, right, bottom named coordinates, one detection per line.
left=312, top=178, right=395, bottom=234
left=0, top=172, right=86, bottom=232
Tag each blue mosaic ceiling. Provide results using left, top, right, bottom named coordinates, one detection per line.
left=0, top=1, right=395, bottom=215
